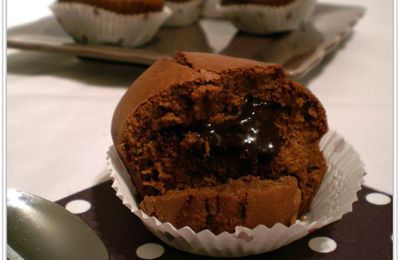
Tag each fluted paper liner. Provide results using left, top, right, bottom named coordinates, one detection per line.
left=108, top=130, right=365, bottom=257
left=217, top=0, right=316, bottom=34
left=51, top=3, right=171, bottom=47
left=165, top=0, right=205, bottom=27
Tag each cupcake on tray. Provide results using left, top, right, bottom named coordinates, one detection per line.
left=218, top=0, right=317, bottom=35
left=51, top=0, right=172, bottom=47
left=164, top=0, right=205, bottom=26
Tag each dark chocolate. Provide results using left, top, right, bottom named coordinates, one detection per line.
left=205, top=96, right=282, bottom=174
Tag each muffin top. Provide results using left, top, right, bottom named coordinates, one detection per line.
left=58, top=0, right=165, bottom=14
left=221, top=0, right=296, bottom=6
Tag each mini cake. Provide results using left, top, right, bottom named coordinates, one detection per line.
left=58, top=0, right=164, bottom=14
left=51, top=0, right=171, bottom=47
left=219, top=0, right=317, bottom=34
left=164, top=0, right=204, bottom=26
left=112, top=52, right=328, bottom=233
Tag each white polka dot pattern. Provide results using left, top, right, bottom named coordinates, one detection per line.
left=65, top=199, right=91, bottom=214
left=365, top=193, right=391, bottom=206
left=136, top=243, right=164, bottom=259
left=308, top=237, right=337, bottom=253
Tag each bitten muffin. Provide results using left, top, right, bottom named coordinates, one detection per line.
left=58, top=0, right=164, bottom=14
left=112, top=52, right=328, bottom=234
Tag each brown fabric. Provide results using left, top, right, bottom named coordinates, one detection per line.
left=56, top=182, right=393, bottom=260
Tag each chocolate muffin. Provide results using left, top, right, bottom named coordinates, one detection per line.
left=112, top=52, right=328, bottom=233
left=58, top=0, right=164, bottom=14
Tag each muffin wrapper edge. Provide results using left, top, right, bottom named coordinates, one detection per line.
left=164, top=0, right=205, bottom=27
left=107, top=130, right=365, bottom=257
left=50, top=3, right=172, bottom=47
left=217, top=0, right=317, bottom=34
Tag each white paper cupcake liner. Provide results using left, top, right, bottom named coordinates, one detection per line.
left=50, top=3, right=172, bottom=47
left=164, top=0, right=205, bottom=27
left=217, top=0, right=317, bottom=35
left=107, top=130, right=365, bottom=257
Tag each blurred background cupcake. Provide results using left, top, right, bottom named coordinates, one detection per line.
left=51, top=0, right=172, bottom=47
left=218, top=0, right=317, bottom=35
left=164, top=0, right=205, bottom=27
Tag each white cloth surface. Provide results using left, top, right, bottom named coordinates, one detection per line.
left=7, top=0, right=393, bottom=201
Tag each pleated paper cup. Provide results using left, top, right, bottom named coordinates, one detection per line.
left=50, top=3, right=172, bottom=47
left=164, top=0, right=205, bottom=26
left=108, top=130, right=365, bottom=257
left=217, top=0, right=316, bottom=35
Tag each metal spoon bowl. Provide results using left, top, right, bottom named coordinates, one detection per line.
left=7, top=189, right=108, bottom=260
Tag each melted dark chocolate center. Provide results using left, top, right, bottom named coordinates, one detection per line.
left=205, top=96, right=282, bottom=173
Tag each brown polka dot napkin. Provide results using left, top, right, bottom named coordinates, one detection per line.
left=57, top=181, right=392, bottom=260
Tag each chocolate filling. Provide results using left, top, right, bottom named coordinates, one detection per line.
left=204, top=96, right=283, bottom=175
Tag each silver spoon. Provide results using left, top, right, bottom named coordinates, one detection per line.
left=7, top=189, right=108, bottom=260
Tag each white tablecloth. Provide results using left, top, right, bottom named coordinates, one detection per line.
left=7, top=0, right=393, bottom=201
